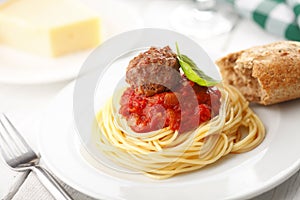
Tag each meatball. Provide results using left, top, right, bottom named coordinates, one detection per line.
left=126, top=46, right=181, bottom=97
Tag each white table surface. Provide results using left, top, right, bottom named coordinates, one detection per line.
left=0, top=0, right=299, bottom=199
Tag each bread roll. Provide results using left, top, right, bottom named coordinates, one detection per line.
left=216, top=41, right=300, bottom=105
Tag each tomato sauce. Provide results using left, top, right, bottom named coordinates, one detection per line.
left=119, top=77, right=221, bottom=133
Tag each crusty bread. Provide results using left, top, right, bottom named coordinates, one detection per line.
left=216, top=41, right=300, bottom=105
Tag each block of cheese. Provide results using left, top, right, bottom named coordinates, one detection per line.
left=0, top=0, right=101, bottom=57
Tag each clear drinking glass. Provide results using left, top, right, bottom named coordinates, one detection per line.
left=170, top=0, right=234, bottom=39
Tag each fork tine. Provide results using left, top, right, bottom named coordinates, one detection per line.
left=0, top=119, right=22, bottom=160
left=0, top=114, right=35, bottom=156
left=0, top=128, right=14, bottom=161
left=0, top=114, right=38, bottom=168
left=0, top=115, right=24, bottom=156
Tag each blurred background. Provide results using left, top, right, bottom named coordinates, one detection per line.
left=0, top=0, right=293, bottom=112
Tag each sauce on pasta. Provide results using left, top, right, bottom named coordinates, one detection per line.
left=119, top=76, right=221, bottom=133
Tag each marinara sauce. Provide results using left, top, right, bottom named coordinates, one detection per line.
left=119, top=77, right=221, bottom=133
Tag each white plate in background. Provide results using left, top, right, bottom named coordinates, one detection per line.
left=0, top=0, right=143, bottom=84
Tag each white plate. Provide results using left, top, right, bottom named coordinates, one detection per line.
left=0, top=0, right=142, bottom=84
left=38, top=29, right=300, bottom=200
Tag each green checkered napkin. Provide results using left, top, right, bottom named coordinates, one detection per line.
left=227, top=0, right=300, bottom=41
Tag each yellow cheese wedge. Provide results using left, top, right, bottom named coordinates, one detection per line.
left=0, top=0, right=101, bottom=57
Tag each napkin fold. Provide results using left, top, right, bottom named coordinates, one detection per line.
left=10, top=171, right=96, bottom=200
left=227, top=0, right=300, bottom=41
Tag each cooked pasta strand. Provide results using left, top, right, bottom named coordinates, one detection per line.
left=95, top=84, right=265, bottom=179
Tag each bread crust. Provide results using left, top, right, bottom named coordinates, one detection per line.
left=216, top=41, right=300, bottom=105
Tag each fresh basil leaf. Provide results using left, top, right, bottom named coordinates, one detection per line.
left=175, top=43, right=219, bottom=87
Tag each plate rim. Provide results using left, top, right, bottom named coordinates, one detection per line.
left=38, top=28, right=300, bottom=200
left=38, top=80, right=300, bottom=200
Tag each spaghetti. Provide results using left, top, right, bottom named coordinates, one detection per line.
left=95, top=84, right=265, bottom=179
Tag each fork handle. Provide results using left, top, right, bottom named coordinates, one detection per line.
left=32, top=166, right=73, bottom=200
left=2, top=170, right=30, bottom=200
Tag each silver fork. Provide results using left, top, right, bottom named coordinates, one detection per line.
left=0, top=114, right=73, bottom=200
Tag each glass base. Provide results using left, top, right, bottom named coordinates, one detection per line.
left=170, top=4, right=234, bottom=39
